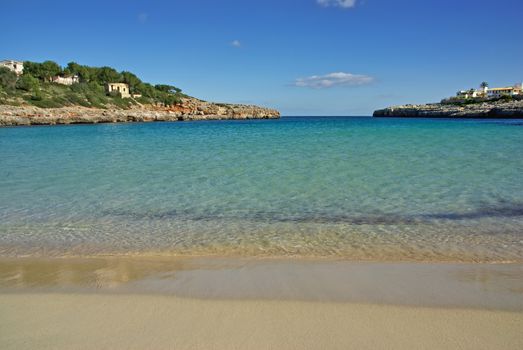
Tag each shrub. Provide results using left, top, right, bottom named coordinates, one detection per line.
left=161, top=94, right=181, bottom=106
left=16, top=74, right=40, bottom=92
left=107, top=90, right=121, bottom=98
left=29, top=98, right=63, bottom=108
left=135, top=96, right=152, bottom=104
left=86, top=92, right=107, bottom=108
left=64, top=92, right=90, bottom=107
left=0, top=67, right=17, bottom=91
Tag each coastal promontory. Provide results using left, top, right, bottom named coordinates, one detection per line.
left=0, top=60, right=279, bottom=126
left=374, top=82, right=523, bottom=118
left=0, top=98, right=280, bottom=126
left=373, top=98, right=523, bottom=119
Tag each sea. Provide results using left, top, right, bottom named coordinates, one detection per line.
left=1, top=117, right=522, bottom=262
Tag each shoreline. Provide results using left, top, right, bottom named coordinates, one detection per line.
left=1, top=256, right=522, bottom=349
left=373, top=99, right=523, bottom=118
left=2, top=251, right=523, bottom=264
left=0, top=99, right=280, bottom=127
left=2, top=242, right=521, bottom=263
left=1, top=256, right=522, bottom=310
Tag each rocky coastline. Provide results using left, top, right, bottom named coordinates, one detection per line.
left=0, top=97, right=280, bottom=127
left=373, top=99, right=523, bottom=118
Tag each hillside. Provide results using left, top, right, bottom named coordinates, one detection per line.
left=0, top=60, right=279, bottom=126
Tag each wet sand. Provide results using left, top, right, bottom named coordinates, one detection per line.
left=1, top=257, right=522, bottom=349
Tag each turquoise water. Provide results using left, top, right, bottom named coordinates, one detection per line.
left=1, top=117, right=523, bottom=261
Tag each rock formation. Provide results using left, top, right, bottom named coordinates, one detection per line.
left=373, top=99, right=523, bottom=118
left=0, top=97, right=280, bottom=126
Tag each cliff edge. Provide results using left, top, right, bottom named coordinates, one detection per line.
left=373, top=99, right=523, bottom=118
left=0, top=97, right=280, bottom=126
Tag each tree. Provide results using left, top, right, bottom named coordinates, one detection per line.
left=155, top=84, right=182, bottom=94
left=161, top=94, right=181, bottom=106
left=16, top=74, right=40, bottom=92
left=121, top=71, right=142, bottom=93
left=135, top=82, right=156, bottom=98
left=0, top=67, right=17, bottom=91
left=96, top=66, right=121, bottom=84
left=16, top=73, right=42, bottom=100
left=40, top=61, right=62, bottom=80
left=22, top=61, right=43, bottom=79
left=480, top=82, right=489, bottom=89
left=64, top=62, right=81, bottom=75
left=10, top=60, right=186, bottom=108
left=23, top=61, right=61, bottom=81
left=64, top=62, right=92, bottom=82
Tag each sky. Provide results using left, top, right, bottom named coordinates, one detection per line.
left=1, top=0, right=522, bottom=116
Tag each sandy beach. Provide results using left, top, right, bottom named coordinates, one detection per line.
left=1, top=257, right=522, bottom=349
left=2, top=293, right=523, bottom=350
left=2, top=0, right=523, bottom=348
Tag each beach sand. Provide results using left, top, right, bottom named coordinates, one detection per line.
left=2, top=293, right=523, bottom=350
left=1, top=257, right=522, bottom=349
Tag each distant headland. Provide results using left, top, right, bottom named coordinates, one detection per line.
left=374, top=82, right=523, bottom=118
left=0, top=59, right=279, bottom=126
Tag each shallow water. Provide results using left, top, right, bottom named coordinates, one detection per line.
left=1, top=117, right=523, bottom=261
left=1, top=257, right=522, bottom=310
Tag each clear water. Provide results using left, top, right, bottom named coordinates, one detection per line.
left=1, top=117, right=523, bottom=262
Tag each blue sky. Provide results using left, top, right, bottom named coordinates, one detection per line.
left=1, top=0, right=522, bottom=115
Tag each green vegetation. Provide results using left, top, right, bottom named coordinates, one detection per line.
left=441, top=94, right=519, bottom=106
left=0, top=60, right=186, bottom=109
left=0, top=67, right=17, bottom=91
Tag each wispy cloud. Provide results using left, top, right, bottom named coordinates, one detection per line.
left=317, top=0, right=357, bottom=8
left=138, top=12, right=148, bottom=23
left=294, top=72, right=374, bottom=89
left=230, top=40, right=241, bottom=48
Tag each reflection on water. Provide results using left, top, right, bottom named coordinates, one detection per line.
left=1, top=257, right=522, bottom=311
left=0, top=258, right=189, bottom=289
left=453, top=267, right=523, bottom=294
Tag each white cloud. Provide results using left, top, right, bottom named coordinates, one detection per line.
left=317, top=0, right=357, bottom=8
left=294, top=72, right=374, bottom=89
left=230, top=40, right=241, bottom=48
left=138, top=12, right=148, bottom=23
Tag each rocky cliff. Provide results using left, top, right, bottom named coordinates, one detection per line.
left=0, top=97, right=280, bottom=126
left=373, top=99, right=523, bottom=118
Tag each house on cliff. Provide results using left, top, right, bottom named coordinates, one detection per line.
left=0, top=60, right=24, bottom=75
left=487, top=86, right=522, bottom=98
left=457, top=89, right=480, bottom=99
left=455, top=82, right=521, bottom=100
left=51, top=75, right=80, bottom=85
left=106, top=83, right=131, bottom=98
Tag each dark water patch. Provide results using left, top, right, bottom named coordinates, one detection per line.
left=477, top=120, right=523, bottom=126
left=102, top=208, right=423, bottom=225
left=425, top=200, right=523, bottom=220
left=102, top=199, right=523, bottom=225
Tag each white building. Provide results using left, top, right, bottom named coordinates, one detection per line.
left=0, top=60, right=24, bottom=75
left=456, top=82, right=521, bottom=100
left=51, top=75, right=79, bottom=85
left=487, top=86, right=522, bottom=98
left=456, top=90, right=479, bottom=99
left=106, top=83, right=131, bottom=98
